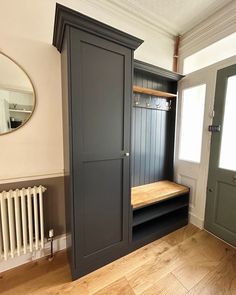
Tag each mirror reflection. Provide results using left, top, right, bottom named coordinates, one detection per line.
left=0, top=53, right=35, bottom=135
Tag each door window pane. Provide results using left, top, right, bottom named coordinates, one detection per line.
left=219, top=75, right=236, bottom=171
left=179, top=84, right=206, bottom=163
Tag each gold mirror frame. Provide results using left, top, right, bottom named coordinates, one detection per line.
left=0, top=52, right=36, bottom=136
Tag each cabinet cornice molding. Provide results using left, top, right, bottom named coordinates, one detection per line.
left=53, top=3, right=143, bottom=52
left=134, top=60, right=184, bottom=81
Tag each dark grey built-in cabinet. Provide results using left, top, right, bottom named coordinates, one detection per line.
left=53, top=4, right=143, bottom=279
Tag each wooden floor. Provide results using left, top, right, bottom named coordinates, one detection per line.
left=1, top=224, right=236, bottom=295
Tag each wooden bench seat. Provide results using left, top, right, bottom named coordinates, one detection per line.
left=130, top=180, right=190, bottom=249
left=131, top=180, right=189, bottom=209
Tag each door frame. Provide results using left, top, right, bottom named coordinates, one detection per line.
left=175, top=55, right=236, bottom=229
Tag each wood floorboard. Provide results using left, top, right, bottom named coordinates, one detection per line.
left=140, top=273, right=188, bottom=295
left=161, top=223, right=200, bottom=247
left=187, top=253, right=236, bottom=295
left=126, top=230, right=233, bottom=294
left=77, top=240, right=171, bottom=294
left=94, top=277, right=135, bottom=295
left=0, top=224, right=235, bottom=295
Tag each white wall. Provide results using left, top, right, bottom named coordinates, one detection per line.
left=0, top=0, right=175, bottom=183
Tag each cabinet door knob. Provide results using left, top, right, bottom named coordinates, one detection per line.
left=124, top=152, right=130, bottom=157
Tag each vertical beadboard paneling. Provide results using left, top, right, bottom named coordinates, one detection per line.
left=144, top=108, right=151, bottom=184
left=131, top=71, right=176, bottom=187
left=139, top=107, right=146, bottom=184
left=155, top=103, right=162, bottom=180
left=159, top=110, right=166, bottom=178
left=149, top=109, right=156, bottom=183
left=133, top=108, right=141, bottom=186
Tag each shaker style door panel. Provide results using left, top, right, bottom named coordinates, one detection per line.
left=69, top=27, right=132, bottom=277
left=83, top=159, right=123, bottom=256
left=80, top=42, right=125, bottom=155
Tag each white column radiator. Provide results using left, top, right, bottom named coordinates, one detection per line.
left=0, top=185, right=46, bottom=261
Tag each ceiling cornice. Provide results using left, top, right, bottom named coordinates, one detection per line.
left=89, top=0, right=175, bottom=40
left=179, top=0, right=236, bottom=56
left=91, top=0, right=233, bottom=38
left=107, top=0, right=177, bottom=36
left=179, top=0, right=233, bottom=36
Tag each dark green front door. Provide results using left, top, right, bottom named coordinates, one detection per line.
left=205, top=64, right=236, bottom=247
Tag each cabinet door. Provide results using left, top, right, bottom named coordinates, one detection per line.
left=69, top=27, right=132, bottom=278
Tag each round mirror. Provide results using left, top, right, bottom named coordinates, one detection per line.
left=0, top=53, right=35, bottom=135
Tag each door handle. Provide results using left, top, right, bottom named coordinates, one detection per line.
left=124, top=152, right=130, bottom=157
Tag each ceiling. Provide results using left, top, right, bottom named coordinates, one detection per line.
left=107, top=0, right=233, bottom=36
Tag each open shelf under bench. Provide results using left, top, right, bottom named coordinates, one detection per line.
left=130, top=181, right=190, bottom=249
left=133, top=195, right=189, bottom=227
left=132, top=207, right=188, bottom=243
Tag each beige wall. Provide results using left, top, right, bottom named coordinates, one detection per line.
left=0, top=0, right=175, bottom=183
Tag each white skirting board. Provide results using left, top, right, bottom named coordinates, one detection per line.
left=189, top=212, right=204, bottom=229
left=0, top=234, right=67, bottom=273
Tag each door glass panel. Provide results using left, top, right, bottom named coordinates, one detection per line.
left=219, top=75, right=236, bottom=171
left=179, top=84, right=206, bottom=163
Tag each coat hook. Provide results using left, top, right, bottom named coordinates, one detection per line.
left=146, top=96, right=151, bottom=107
left=166, top=100, right=172, bottom=110
left=134, top=94, right=140, bottom=105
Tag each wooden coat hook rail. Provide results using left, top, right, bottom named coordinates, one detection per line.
left=133, top=85, right=177, bottom=98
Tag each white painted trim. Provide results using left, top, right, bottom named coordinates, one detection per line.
left=0, top=234, right=67, bottom=273
left=0, top=171, right=64, bottom=184
left=189, top=212, right=204, bottom=229
left=175, top=72, right=214, bottom=234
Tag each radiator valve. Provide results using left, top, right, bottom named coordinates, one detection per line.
left=48, top=229, right=54, bottom=261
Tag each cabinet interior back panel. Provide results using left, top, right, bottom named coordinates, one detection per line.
left=131, top=71, right=176, bottom=187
